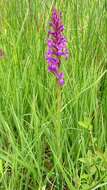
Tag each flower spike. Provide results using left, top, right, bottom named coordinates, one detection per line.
left=46, top=8, right=69, bottom=86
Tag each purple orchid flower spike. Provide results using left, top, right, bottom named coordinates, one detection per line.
left=46, top=8, right=69, bottom=86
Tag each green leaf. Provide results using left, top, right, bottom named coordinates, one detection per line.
left=78, top=117, right=93, bottom=130
left=0, top=159, right=3, bottom=175
left=79, top=158, right=87, bottom=164
left=90, top=165, right=97, bottom=175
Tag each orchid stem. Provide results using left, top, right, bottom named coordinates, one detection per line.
left=56, top=80, right=62, bottom=161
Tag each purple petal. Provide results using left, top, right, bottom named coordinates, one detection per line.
left=58, top=25, right=64, bottom=32
left=58, top=72, right=64, bottom=79
left=48, top=64, right=58, bottom=72
left=47, top=57, right=59, bottom=65
left=59, top=78, right=64, bottom=86
left=57, top=51, right=65, bottom=56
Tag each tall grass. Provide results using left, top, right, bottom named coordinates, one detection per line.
left=0, top=0, right=107, bottom=189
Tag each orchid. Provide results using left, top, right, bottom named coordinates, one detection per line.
left=46, top=8, right=69, bottom=86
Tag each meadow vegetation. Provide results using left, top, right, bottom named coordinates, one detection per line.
left=0, top=0, right=107, bottom=189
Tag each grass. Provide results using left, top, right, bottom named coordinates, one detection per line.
left=0, top=0, right=107, bottom=189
